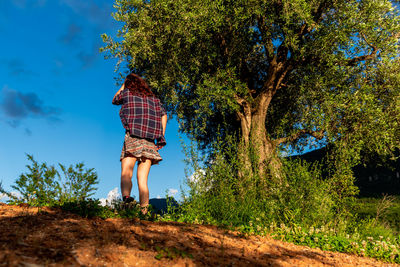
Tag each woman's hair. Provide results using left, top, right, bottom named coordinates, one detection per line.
left=124, top=73, right=155, bottom=97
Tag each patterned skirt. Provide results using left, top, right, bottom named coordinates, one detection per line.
left=120, top=133, right=162, bottom=165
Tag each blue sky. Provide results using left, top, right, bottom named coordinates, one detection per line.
left=0, top=0, right=188, bottom=201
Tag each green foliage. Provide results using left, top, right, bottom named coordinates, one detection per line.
left=270, top=223, right=399, bottom=263
left=154, top=246, right=193, bottom=260
left=0, top=154, right=98, bottom=206
left=59, top=199, right=114, bottom=219
left=165, top=138, right=338, bottom=228
left=103, top=0, right=400, bottom=161
left=272, top=158, right=336, bottom=226
left=58, top=163, right=99, bottom=203
left=352, top=196, right=400, bottom=234
left=58, top=197, right=157, bottom=220
left=160, top=139, right=400, bottom=263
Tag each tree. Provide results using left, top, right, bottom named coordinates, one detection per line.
left=102, top=0, right=400, bottom=188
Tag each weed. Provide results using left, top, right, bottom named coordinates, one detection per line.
left=154, top=246, right=193, bottom=260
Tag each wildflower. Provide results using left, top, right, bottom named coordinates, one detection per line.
left=379, top=236, right=383, bottom=240
left=367, top=236, right=374, bottom=241
left=361, top=240, right=367, bottom=248
left=309, top=226, right=314, bottom=234
left=346, top=234, right=350, bottom=239
left=314, top=237, right=319, bottom=243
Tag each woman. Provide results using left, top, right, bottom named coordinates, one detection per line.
left=112, top=73, right=167, bottom=215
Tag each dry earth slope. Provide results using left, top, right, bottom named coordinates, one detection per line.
left=0, top=203, right=397, bottom=266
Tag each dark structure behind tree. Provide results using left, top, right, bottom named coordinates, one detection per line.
left=295, top=148, right=400, bottom=197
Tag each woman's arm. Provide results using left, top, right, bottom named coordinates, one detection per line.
left=161, top=114, right=167, bottom=136
left=156, top=114, right=168, bottom=150
left=112, top=84, right=125, bottom=105
left=113, top=84, right=125, bottom=99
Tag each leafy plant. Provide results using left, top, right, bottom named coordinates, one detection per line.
left=161, top=139, right=400, bottom=264
left=58, top=163, right=98, bottom=203
left=154, top=246, right=193, bottom=260
left=0, top=154, right=98, bottom=206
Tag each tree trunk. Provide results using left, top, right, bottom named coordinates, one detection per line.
left=249, top=112, right=282, bottom=182
left=237, top=107, right=283, bottom=183
left=235, top=60, right=291, bottom=183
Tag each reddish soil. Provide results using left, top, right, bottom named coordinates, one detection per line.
left=0, top=203, right=397, bottom=266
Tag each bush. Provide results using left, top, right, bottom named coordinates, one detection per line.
left=351, top=196, right=400, bottom=234
left=59, top=198, right=155, bottom=219
left=167, top=138, right=339, bottom=229
left=0, top=154, right=98, bottom=206
left=270, top=158, right=336, bottom=227
left=160, top=139, right=400, bottom=263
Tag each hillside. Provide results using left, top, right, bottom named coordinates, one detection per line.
left=0, top=203, right=396, bottom=266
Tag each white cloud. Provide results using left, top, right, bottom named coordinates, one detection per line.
left=189, top=169, right=206, bottom=183
left=99, top=187, right=121, bottom=207
left=167, top=188, right=178, bottom=197
left=10, top=191, right=21, bottom=198
left=189, top=169, right=212, bottom=192
left=0, top=191, right=21, bottom=203
left=156, top=195, right=162, bottom=199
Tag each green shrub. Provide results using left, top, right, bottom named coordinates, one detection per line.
left=166, top=138, right=339, bottom=229
left=269, top=223, right=399, bottom=263
left=59, top=198, right=114, bottom=218
left=352, top=196, right=400, bottom=234
left=269, top=158, right=336, bottom=226
left=161, top=138, right=400, bottom=263
left=0, top=154, right=98, bottom=206
left=59, top=197, right=155, bottom=219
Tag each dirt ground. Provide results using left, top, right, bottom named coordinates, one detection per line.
left=0, top=203, right=397, bottom=267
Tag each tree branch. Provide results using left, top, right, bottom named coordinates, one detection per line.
left=274, top=129, right=325, bottom=145
left=234, top=94, right=247, bottom=107
left=347, top=33, right=379, bottom=66
left=258, top=16, right=274, bottom=61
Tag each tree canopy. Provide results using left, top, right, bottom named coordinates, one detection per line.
left=102, top=0, right=400, bottom=187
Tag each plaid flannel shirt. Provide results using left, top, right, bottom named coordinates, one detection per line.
left=112, top=88, right=167, bottom=147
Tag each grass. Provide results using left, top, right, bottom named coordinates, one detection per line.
left=268, top=223, right=399, bottom=263
left=159, top=194, right=400, bottom=264
left=352, top=196, right=400, bottom=234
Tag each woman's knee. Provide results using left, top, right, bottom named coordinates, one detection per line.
left=121, top=157, right=136, bottom=176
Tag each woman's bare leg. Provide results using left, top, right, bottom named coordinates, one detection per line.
left=121, top=156, right=137, bottom=198
left=137, top=159, right=152, bottom=213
